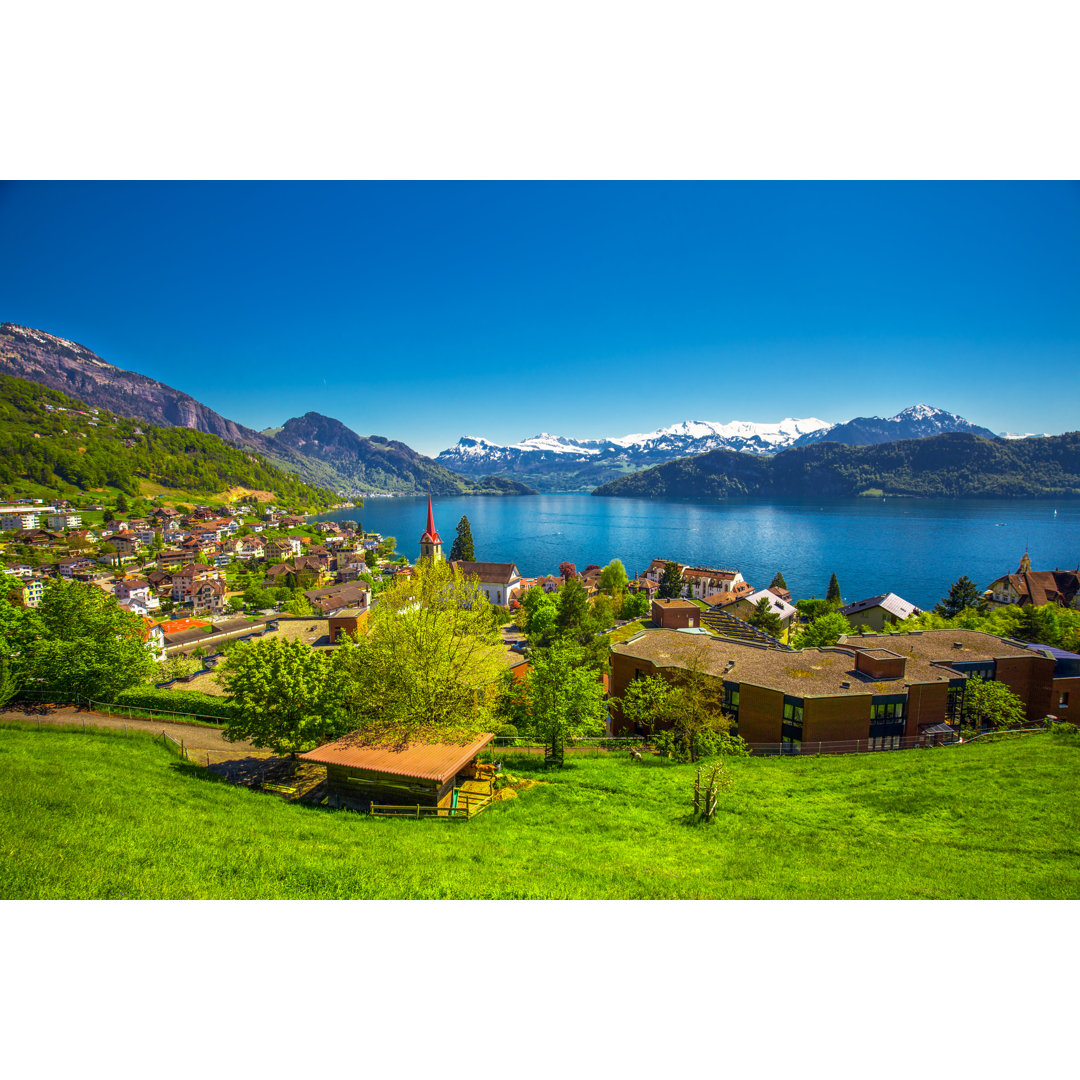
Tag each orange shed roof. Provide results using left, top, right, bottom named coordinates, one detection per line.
left=299, top=732, right=495, bottom=783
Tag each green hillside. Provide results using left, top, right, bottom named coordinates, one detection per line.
left=0, top=374, right=339, bottom=509
left=2, top=724, right=1076, bottom=899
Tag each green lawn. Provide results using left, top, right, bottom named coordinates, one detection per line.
left=1, top=724, right=1078, bottom=899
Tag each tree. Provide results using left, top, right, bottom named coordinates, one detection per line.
left=793, top=611, right=851, bottom=649
left=960, top=676, right=1025, bottom=736
left=770, top=571, right=787, bottom=590
left=619, top=650, right=742, bottom=762
left=559, top=561, right=578, bottom=581
left=527, top=641, right=607, bottom=766
left=19, top=579, right=156, bottom=699
left=935, top=575, right=984, bottom=618
left=334, top=558, right=507, bottom=745
left=520, top=586, right=557, bottom=638
left=219, top=636, right=342, bottom=758
left=284, top=594, right=316, bottom=617
left=658, top=561, right=684, bottom=600
left=555, top=578, right=590, bottom=638
left=747, top=595, right=783, bottom=638
left=598, top=559, right=628, bottom=594
left=0, top=654, right=19, bottom=707
left=364, top=548, right=378, bottom=569
left=194, top=551, right=209, bottom=566
left=115, top=493, right=129, bottom=514
left=1013, top=604, right=1060, bottom=646
left=376, top=536, right=397, bottom=559
left=620, top=589, right=650, bottom=619
left=826, top=573, right=842, bottom=606
left=449, top=515, right=476, bottom=562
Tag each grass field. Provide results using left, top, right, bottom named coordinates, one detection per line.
left=1, top=724, right=1078, bottom=899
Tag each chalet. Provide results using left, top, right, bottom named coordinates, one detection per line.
left=266, top=536, right=303, bottom=560
left=191, top=578, right=227, bottom=616
left=840, top=592, right=921, bottom=632
left=535, top=574, right=564, bottom=594
left=450, top=561, right=524, bottom=606
left=115, top=578, right=160, bottom=612
left=300, top=732, right=496, bottom=815
left=57, top=556, right=98, bottom=578
left=984, top=553, right=1080, bottom=610
left=13, top=528, right=55, bottom=548
left=156, top=548, right=194, bottom=569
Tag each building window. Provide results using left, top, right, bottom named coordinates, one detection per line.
left=782, top=696, right=803, bottom=753
left=1059, top=691, right=1070, bottom=708
left=869, top=696, right=906, bottom=749
left=722, top=681, right=740, bottom=734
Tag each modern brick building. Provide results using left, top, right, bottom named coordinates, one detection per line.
left=609, top=627, right=1080, bottom=752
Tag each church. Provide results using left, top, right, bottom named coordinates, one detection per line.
left=419, top=492, right=523, bottom=606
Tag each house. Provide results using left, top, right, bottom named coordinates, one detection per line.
left=266, top=536, right=303, bottom=560
left=115, top=578, right=161, bottom=613
left=1, top=509, right=42, bottom=531
left=156, top=549, right=195, bottom=569
left=299, top=732, right=496, bottom=814
left=610, top=627, right=1077, bottom=752
left=840, top=592, right=921, bottom=632
left=450, top=561, right=524, bottom=606
left=110, top=532, right=142, bottom=556
left=984, top=552, right=1080, bottom=610
left=328, top=608, right=367, bottom=643
left=725, top=589, right=799, bottom=639
left=535, top=574, right=565, bottom=594
left=651, top=598, right=702, bottom=630
left=57, top=556, right=97, bottom=578
left=303, top=581, right=372, bottom=617
left=191, top=578, right=227, bottom=616
left=642, top=559, right=751, bottom=601
left=21, top=578, right=45, bottom=608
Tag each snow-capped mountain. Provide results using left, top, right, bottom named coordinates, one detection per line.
left=437, top=406, right=999, bottom=492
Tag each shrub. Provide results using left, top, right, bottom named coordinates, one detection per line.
left=103, top=686, right=237, bottom=722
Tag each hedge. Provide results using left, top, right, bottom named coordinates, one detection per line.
left=103, top=686, right=238, bottom=723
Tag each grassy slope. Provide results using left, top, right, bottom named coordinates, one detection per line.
left=2, top=726, right=1077, bottom=899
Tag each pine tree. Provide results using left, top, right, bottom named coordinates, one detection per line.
left=934, top=575, right=983, bottom=618
left=449, top=515, right=475, bottom=562
left=826, top=573, right=842, bottom=606
left=770, top=571, right=787, bottom=590
left=659, top=561, right=684, bottom=599
left=748, top=595, right=783, bottom=638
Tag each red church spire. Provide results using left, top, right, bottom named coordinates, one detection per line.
left=421, top=485, right=441, bottom=544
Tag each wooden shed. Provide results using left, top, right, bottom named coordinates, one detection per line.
left=299, top=732, right=496, bottom=817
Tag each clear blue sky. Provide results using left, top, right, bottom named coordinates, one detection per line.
left=1, top=181, right=1077, bottom=456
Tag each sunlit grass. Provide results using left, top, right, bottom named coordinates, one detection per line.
left=1, top=725, right=1077, bottom=899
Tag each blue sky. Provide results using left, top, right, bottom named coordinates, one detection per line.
left=1, top=181, right=1077, bottom=457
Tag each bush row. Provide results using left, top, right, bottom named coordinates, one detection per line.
left=102, top=686, right=238, bottom=723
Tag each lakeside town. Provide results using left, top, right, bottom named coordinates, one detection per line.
left=3, top=489, right=1077, bottom=784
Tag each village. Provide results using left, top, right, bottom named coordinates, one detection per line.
left=3, top=489, right=1078, bottom=820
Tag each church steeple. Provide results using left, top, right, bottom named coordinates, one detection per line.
left=419, top=487, right=443, bottom=561
left=1018, top=551, right=1031, bottom=574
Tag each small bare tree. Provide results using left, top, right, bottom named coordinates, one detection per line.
left=692, top=760, right=734, bottom=822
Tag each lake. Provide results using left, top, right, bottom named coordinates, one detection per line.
left=310, top=495, right=1080, bottom=611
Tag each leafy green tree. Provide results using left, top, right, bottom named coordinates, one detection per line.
left=334, top=558, right=506, bottom=745
left=193, top=551, right=209, bottom=566
left=934, top=575, right=984, bottom=618
left=555, top=578, right=590, bottom=638
left=376, top=536, right=397, bottom=559
left=599, top=559, right=628, bottom=594
left=1013, top=604, right=1060, bottom=645
left=619, top=651, right=742, bottom=762
left=20, top=579, right=156, bottom=699
left=826, top=573, right=842, bottom=606
left=115, top=493, right=129, bottom=514
left=219, top=636, right=342, bottom=757
left=243, top=584, right=275, bottom=609
left=794, top=611, right=851, bottom=649
left=658, top=561, right=684, bottom=600
left=960, top=676, right=1025, bottom=736
left=0, top=654, right=19, bottom=707
left=521, top=587, right=558, bottom=638
left=284, top=594, right=316, bottom=617
left=770, top=571, right=788, bottom=590
left=449, top=515, right=475, bottom=562
left=747, top=595, right=783, bottom=637
left=528, top=641, right=607, bottom=766
left=620, top=590, right=650, bottom=619
left=364, top=548, right=379, bottom=569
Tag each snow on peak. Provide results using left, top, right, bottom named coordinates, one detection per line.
left=892, top=403, right=952, bottom=422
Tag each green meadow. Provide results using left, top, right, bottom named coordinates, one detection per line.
left=2, top=724, right=1078, bottom=899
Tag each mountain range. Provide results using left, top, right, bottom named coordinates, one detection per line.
left=0, top=324, right=532, bottom=497
left=591, top=431, right=1080, bottom=500
left=0, top=321, right=1053, bottom=500
left=438, top=406, right=1000, bottom=492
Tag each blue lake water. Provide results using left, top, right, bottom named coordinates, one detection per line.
left=311, top=495, right=1080, bottom=611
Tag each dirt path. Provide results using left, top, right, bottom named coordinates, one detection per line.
left=0, top=703, right=262, bottom=756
